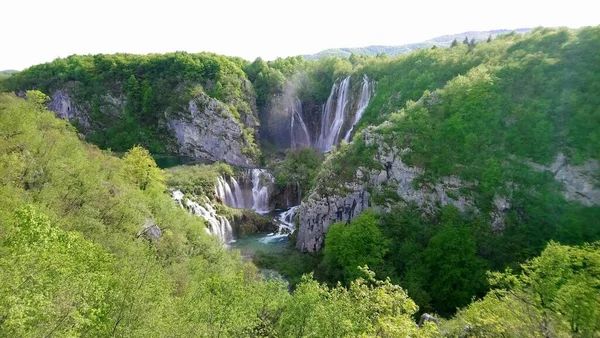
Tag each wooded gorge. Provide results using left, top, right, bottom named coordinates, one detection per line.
left=1, top=26, right=599, bottom=337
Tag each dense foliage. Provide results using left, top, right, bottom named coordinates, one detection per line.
left=0, top=93, right=442, bottom=337
left=1, top=24, right=599, bottom=336
left=4, top=52, right=258, bottom=154
left=287, top=26, right=600, bottom=318
left=270, top=148, right=324, bottom=200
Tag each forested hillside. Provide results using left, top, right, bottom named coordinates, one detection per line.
left=1, top=25, right=599, bottom=337
left=295, top=26, right=600, bottom=317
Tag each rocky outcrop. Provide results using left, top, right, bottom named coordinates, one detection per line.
left=296, top=130, right=479, bottom=252
left=296, top=187, right=369, bottom=252
left=167, top=93, right=256, bottom=167
left=298, top=126, right=600, bottom=252
left=47, top=90, right=92, bottom=130
left=137, top=218, right=162, bottom=242
left=527, top=153, right=600, bottom=206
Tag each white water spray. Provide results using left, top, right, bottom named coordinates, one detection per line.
left=251, top=169, right=274, bottom=214
left=172, top=190, right=234, bottom=243
left=344, top=74, right=371, bottom=142
left=317, top=76, right=351, bottom=152
left=290, top=98, right=311, bottom=149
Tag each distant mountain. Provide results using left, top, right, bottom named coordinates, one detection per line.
left=304, top=28, right=531, bottom=59
left=0, top=70, right=18, bottom=76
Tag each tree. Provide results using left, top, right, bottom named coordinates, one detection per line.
left=279, top=269, right=437, bottom=337
left=120, top=145, right=165, bottom=192
left=487, top=34, right=492, bottom=43
left=323, top=211, right=390, bottom=283
left=463, top=36, right=469, bottom=45
left=450, top=39, right=459, bottom=47
left=424, top=206, right=488, bottom=315
left=0, top=206, right=117, bottom=337
left=448, top=241, right=600, bottom=337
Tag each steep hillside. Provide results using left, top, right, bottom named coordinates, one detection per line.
left=299, top=26, right=600, bottom=249
left=0, top=92, right=441, bottom=336
left=293, top=26, right=600, bottom=314
left=4, top=53, right=260, bottom=166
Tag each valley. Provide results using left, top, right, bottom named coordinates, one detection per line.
left=1, top=26, right=599, bottom=337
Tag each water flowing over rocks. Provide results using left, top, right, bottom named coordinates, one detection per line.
left=172, top=189, right=234, bottom=243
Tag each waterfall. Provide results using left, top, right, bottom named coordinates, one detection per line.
left=278, top=206, right=297, bottom=234
left=172, top=190, right=234, bottom=243
left=215, top=175, right=249, bottom=209
left=230, top=176, right=245, bottom=208
left=259, top=206, right=298, bottom=244
left=172, top=190, right=184, bottom=209
left=317, top=76, right=351, bottom=153
left=290, top=98, right=311, bottom=149
left=252, top=169, right=273, bottom=214
left=215, top=176, right=236, bottom=207
left=344, top=74, right=371, bottom=142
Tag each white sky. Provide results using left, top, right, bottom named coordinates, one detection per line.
left=1, top=0, right=598, bottom=70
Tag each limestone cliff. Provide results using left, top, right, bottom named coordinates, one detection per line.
left=296, top=128, right=600, bottom=253
left=44, top=88, right=257, bottom=167
left=166, top=93, right=257, bottom=167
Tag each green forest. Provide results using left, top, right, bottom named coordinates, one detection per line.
left=1, top=26, right=599, bottom=337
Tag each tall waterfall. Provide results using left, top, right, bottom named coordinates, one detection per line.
left=290, top=98, right=311, bottom=149
left=215, top=176, right=237, bottom=207
left=172, top=190, right=233, bottom=243
left=252, top=169, right=273, bottom=214
left=344, top=74, right=372, bottom=142
left=317, top=76, right=351, bottom=152
left=230, top=177, right=245, bottom=207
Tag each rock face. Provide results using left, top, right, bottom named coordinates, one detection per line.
left=43, top=88, right=257, bottom=167
left=296, top=188, right=370, bottom=253
left=46, top=90, right=91, bottom=130
left=528, top=153, right=600, bottom=206
left=296, top=130, right=478, bottom=252
left=297, top=129, right=600, bottom=253
left=167, top=93, right=256, bottom=167
left=138, top=218, right=161, bottom=242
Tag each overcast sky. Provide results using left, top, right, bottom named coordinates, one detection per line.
left=1, top=0, right=598, bottom=70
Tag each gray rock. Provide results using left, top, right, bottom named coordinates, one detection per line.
left=46, top=90, right=91, bottom=130
left=296, top=130, right=482, bottom=253
left=166, top=93, right=256, bottom=167
left=418, top=313, right=439, bottom=327
left=296, top=188, right=370, bottom=252
left=138, top=218, right=161, bottom=242
left=528, top=153, right=600, bottom=206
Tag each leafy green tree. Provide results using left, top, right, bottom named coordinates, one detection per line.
left=271, top=148, right=323, bottom=201
left=121, top=145, right=165, bottom=192
left=279, top=268, right=437, bottom=337
left=424, top=206, right=488, bottom=315
left=448, top=241, right=600, bottom=337
left=323, top=211, right=390, bottom=283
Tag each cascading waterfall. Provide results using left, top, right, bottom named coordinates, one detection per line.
left=317, top=76, right=351, bottom=152
left=290, top=98, right=311, bottom=149
left=344, top=74, right=372, bottom=142
left=172, top=189, right=234, bottom=243
left=230, top=176, right=245, bottom=208
left=259, top=206, right=298, bottom=244
left=278, top=206, right=297, bottom=234
left=215, top=176, right=236, bottom=207
left=252, top=169, right=274, bottom=214
left=214, top=175, right=249, bottom=209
